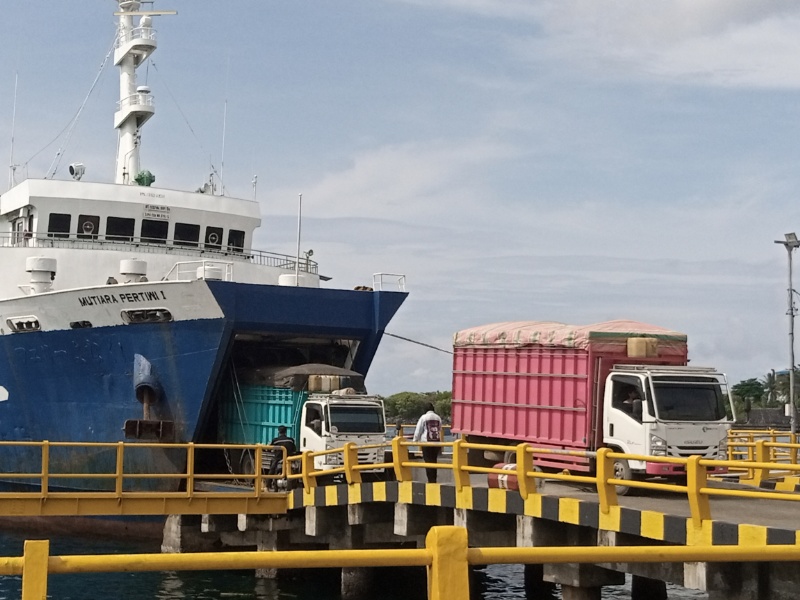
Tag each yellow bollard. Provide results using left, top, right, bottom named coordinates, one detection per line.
left=21, top=540, right=49, bottom=600
left=426, top=526, right=469, bottom=600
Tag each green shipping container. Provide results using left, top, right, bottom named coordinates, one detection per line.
left=220, top=385, right=308, bottom=445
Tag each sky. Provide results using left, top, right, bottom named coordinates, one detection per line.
left=2, top=1, right=800, bottom=395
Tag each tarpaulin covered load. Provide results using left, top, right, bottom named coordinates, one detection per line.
left=453, top=320, right=688, bottom=354
left=236, top=364, right=366, bottom=392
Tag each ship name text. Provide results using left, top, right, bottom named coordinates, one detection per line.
left=78, top=290, right=167, bottom=307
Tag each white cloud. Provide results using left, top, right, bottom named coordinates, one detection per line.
left=267, top=139, right=516, bottom=222
left=395, top=0, right=800, bottom=88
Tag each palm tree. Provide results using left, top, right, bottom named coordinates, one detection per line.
left=762, top=370, right=779, bottom=407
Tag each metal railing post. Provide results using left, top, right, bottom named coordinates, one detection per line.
left=515, top=443, right=535, bottom=500
left=450, top=440, right=471, bottom=491
left=425, top=526, right=469, bottom=600
left=343, top=442, right=362, bottom=484
left=254, top=446, right=263, bottom=493
left=115, top=442, right=124, bottom=497
left=186, top=443, right=195, bottom=499
left=749, top=440, right=770, bottom=487
left=687, top=456, right=711, bottom=526
left=40, top=442, right=49, bottom=497
left=300, top=451, right=317, bottom=493
left=392, top=437, right=412, bottom=482
left=21, top=540, right=49, bottom=600
left=595, top=448, right=618, bottom=514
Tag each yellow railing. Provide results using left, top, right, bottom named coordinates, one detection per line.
left=7, top=525, right=800, bottom=600
left=728, top=430, right=799, bottom=464
left=2, top=438, right=800, bottom=525
left=0, top=439, right=297, bottom=489
left=284, top=438, right=800, bottom=527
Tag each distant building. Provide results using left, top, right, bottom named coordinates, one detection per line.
left=745, top=408, right=791, bottom=429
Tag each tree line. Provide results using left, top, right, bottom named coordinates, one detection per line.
left=730, top=369, right=797, bottom=415
left=382, top=391, right=452, bottom=424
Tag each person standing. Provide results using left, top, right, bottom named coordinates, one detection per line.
left=268, top=425, right=297, bottom=476
left=413, top=402, right=442, bottom=483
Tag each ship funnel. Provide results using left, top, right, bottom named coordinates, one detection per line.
left=26, top=256, right=57, bottom=294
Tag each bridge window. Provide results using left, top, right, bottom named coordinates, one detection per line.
left=141, top=219, right=168, bottom=244
left=228, top=229, right=245, bottom=253
left=174, top=223, right=200, bottom=247
left=77, top=215, right=100, bottom=240
left=205, top=226, right=223, bottom=250
left=106, top=217, right=135, bottom=242
left=47, top=213, right=71, bottom=238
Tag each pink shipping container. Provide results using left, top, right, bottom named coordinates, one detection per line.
left=451, top=320, right=689, bottom=471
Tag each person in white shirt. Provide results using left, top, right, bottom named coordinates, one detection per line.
left=413, top=402, right=442, bottom=482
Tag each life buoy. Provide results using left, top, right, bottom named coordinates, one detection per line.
left=207, top=232, right=220, bottom=245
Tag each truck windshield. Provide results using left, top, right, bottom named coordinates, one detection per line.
left=328, top=406, right=385, bottom=434
left=652, top=377, right=728, bottom=421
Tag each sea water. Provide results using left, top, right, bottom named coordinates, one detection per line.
left=0, top=531, right=708, bottom=599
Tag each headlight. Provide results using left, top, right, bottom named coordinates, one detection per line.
left=650, top=434, right=667, bottom=456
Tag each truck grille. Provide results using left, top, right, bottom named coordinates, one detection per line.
left=326, top=449, right=380, bottom=466
left=667, top=445, right=715, bottom=458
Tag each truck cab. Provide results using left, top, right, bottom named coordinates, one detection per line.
left=300, top=392, right=387, bottom=474
left=603, top=365, right=733, bottom=483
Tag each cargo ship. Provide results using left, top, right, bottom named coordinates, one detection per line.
left=0, top=1, right=407, bottom=490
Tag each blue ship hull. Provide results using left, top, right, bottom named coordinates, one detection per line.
left=0, top=281, right=406, bottom=490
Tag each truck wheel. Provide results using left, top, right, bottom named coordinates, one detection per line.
left=613, top=459, right=634, bottom=496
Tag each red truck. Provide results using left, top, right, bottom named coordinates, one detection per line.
left=451, top=320, right=733, bottom=491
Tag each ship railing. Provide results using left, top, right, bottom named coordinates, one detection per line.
left=118, top=92, right=155, bottom=110
left=8, top=528, right=800, bottom=600
left=116, top=25, right=157, bottom=47
left=372, top=273, right=406, bottom=292
left=161, top=260, right=235, bottom=282
left=0, top=233, right=318, bottom=273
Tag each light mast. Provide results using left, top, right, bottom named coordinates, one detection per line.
left=112, top=1, right=174, bottom=184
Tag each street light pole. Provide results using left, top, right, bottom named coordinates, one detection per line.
left=776, top=233, right=800, bottom=434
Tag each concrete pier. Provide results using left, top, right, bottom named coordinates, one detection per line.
left=161, top=480, right=800, bottom=600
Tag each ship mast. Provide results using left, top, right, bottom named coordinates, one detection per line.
left=113, top=1, right=175, bottom=185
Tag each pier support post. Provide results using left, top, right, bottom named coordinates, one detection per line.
left=631, top=575, right=667, bottom=600
left=524, top=564, right=557, bottom=600
left=517, top=517, right=558, bottom=599
left=454, top=508, right=515, bottom=547
left=254, top=531, right=279, bottom=579
left=560, top=584, right=601, bottom=600
left=161, top=515, right=217, bottom=553
left=340, top=567, right=376, bottom=600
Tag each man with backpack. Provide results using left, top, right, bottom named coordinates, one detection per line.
left=412, top=402, right=442, bottom=483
